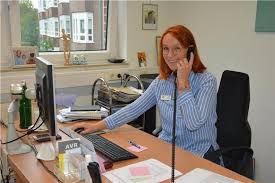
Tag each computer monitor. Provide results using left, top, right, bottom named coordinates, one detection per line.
left=35, top=57, right=57, bottom=136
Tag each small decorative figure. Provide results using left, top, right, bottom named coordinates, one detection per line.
left=15, top=50, right=24, bottom=65
left=26, top=53, right=36, bottom=64
left=60, top=29, right=71, bottom=65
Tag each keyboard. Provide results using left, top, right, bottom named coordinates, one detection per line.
left=60, top=127, right=138, bottom=162
left=83, top=133, right=138, bottom=162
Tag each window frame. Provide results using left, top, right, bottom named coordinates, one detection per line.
left=10, top=0, right=119, bottom=64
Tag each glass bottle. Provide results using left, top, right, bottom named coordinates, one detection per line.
left=19, top=81, right=32, bottom=129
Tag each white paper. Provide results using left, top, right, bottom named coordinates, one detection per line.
left=175, top=168, right=241, bottom=183
left=57, top=107, right=108, bottom=122
left=103, top=158, right=182, bottom=183
left=36, top=143, right=56, bottom=161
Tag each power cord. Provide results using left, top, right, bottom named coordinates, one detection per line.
left=0, top=158, right=7, bottom=183
left=16, top=112, right=42, bottom=133
left=29, top=142, right=63, bottom=183
left=0, top=120, right=7, bottom=128
left=1, top=113, right=43, bottom=145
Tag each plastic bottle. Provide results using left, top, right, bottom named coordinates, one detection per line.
left=19, top=81, right=32, bottom=129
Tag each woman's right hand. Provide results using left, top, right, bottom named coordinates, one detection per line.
left=71, top=120, right=107, bottom=135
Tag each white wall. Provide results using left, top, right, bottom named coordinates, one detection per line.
left=139, top=1, right=273, bottom=182
left=124, top=1, right=274, bottom=182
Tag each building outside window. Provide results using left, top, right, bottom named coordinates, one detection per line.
left=20, top=0, right=108, bottom=52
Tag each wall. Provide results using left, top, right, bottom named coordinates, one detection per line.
left=144, top=1, right=273, bottom=182
left=125, top=1, right=274, bottom=182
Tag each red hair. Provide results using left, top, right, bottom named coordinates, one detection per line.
left=159, top=25, right=206, bottom=80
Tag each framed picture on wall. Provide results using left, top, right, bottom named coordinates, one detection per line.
left=12, top=46, right=38, bottom=68
left=142, top=4, right=158, bottom=30
left=137, top=52, right=147, bottom=67
left=156, top=36, right=161, bottom=65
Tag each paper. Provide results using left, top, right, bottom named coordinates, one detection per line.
left=36, top=143, right=56, bottom=161
left=57, top=107, right=108, bottom=122
left=175, top=168, right=241, bottom=183
left=127, top=145, right=148, bottom=152
left=103, top=158, right=182, bottom=183
left=129, top=166, right=150, bottom=176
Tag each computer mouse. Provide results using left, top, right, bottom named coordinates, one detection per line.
left=74, top=127, right=84, bottom=134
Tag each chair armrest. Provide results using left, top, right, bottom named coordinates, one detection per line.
left=152, top=126, right=162, bottom=136
left=215, top=146, right=253, bottom=156
left=214, top=146, right=255, bottom=180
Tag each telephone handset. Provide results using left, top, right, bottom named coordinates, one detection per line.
left=186, top=46, right=195, bottom=62
left=173, top=46, right=195, bottom=76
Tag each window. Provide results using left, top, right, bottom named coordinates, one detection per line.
left=20, top=0, right=109, bottom=52
left=72, top=12, right=94, bottom=43
left=39, top=19, right=46, bottom=35
left=47, top=17, right=59, bottom=38
left=59, top=15, right=71, bottom=37
left=48, top=0, right=58, bottom=8
left=8, top=0, right=121, bottom=65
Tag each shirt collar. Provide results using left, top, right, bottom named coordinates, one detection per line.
left=168, top=71, right=195, bottom=82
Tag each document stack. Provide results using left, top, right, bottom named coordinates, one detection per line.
left=57, top=105, right=109, bottom=122
left=98, top=86, right=143, bottom=105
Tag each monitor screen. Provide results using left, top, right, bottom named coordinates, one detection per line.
left=35, top=57, right=57, bottom=136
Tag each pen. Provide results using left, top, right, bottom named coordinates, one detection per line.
left=128, top=140, right=141, bottom=149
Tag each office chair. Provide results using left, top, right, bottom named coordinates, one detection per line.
left=152, top=70, right=255, bottom=179
left=212, top=70, right=255, bottom=179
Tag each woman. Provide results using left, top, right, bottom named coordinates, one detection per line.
left=72, top=25, right=219, bottom=163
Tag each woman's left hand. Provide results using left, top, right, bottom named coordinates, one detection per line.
left=176, top=52, right=194, bottom=93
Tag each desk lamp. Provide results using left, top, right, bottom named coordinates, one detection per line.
left=6, top=83, right=33, bottom=155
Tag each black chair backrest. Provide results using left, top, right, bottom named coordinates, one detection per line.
left=216, top=70, right=251, bottom=148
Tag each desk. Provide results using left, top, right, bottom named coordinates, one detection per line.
left=1, top=123, right=256, bottom=183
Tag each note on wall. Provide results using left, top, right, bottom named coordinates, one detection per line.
left=255, top=0, right=275, bottom=32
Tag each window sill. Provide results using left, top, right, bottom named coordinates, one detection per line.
left=0, top=61, right=129, bottom=72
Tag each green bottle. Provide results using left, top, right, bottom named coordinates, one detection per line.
left=19, top=81, right=32, bottom=129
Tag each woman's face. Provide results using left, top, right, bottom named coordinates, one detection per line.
left=162, top=33, right=186, bottom=71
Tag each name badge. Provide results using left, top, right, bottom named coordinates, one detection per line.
left=161, top=95, right=171, bottom=101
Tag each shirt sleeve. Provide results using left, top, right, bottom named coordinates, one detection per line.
left=177, top=74, right=217, bottom=131
left=104, top=79, right=158, bottom=129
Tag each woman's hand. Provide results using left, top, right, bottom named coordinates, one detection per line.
left=71, top=120, right=107, bottom=135
left=176, top=52, right=194, bottom=94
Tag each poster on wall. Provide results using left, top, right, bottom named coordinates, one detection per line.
left=12, top=46, right=38, bottom=68
left=142, top=4, right=158, bottom=30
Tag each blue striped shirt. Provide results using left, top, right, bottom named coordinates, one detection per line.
left=104, top=71, right=218, bottom=157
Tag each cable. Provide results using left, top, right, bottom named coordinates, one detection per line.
left=16, top=109, right=42, bottom=133
left=0, top=157, right=7, bottom=183
left=1, top=113, right=43, bottom=145
left=29, top=141, right=63, bottom=183
left=171, top=72, right=177, bottom=183
left=37, top=159, right=63, bottom=183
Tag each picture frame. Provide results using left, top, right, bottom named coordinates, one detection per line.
left=12, top=46, right=38, bottom=68
left=156, top=36, right=161, bottom=65
left=137, top=52, right=147, bottom=67
left=142, top=4, right=158, bottom=30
